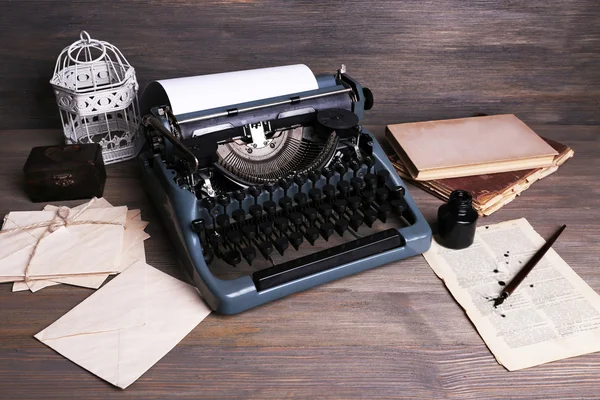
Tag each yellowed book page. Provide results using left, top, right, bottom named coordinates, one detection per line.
left=423, top=218, right=600, bottom=371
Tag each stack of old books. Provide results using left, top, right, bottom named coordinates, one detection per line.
left=386, top=114, right=574, bottom=216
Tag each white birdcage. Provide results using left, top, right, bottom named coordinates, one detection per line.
left=51, top=31, right=143, bottom=164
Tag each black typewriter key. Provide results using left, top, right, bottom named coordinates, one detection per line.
left=278, top=177, right=292, bottom=196
left=335, top=162, right=348, bottom=178
left=390, top=199, right=406, bottom=215
left=377, top=203, right=392, bottom=223
left=363, top=209, right=378, bottom=228
left=209, top=232, right=222, bottom=247
left=302, top=208, right=318, bottom=225
left=216, top=214, right=230, bottom=229
left=318, top=203, right=333, bottom=219
left=242, top=225, right=256, bottom=240
left=364, top=156, right=375, bottom=173
left=226, top=230, right=242, bottom=245
left=308, top=170, right=320, bottom=188
left=259, top=220, right=273, bottom=235
left=264, top=181, right=278, bottom=200
left=350, top=177, right=365, bottom=193
left=320, top=222, right=335, bottom=241
left=348, top=196, right=362, bottom=211
left=305, top=226, right=320, bottom=245
left=337, top=180, right=350, bottom=197
left=349, top=159, right=361, bottom=177
left=257, top=241, right=273, bottom=259
left=376, top=187, right=389, bottom=203
left=294, top=192, right=308, bottom=207
left=224, top=249, right=241, bottom=267
left=349, top=212, right=364, bottom=231
left=377, top=170, right=390, bottom=187
left=233, top=190, right=246, bottom=208
left=294, top=173, right=307, bottom=193
left=333, top=199, right=347, bottom=215
left=392, top=186, right=406, bottom=199
left=361, top=189, right=375, bottom=205
left=217, top=193, right=231, bottom=208
left=308, top=188, right=322, bottom=203
left=279, top=196, right=293, bottom=212
left=202, top=197, right=217, bottom=211
left=364, top=173, right=378, bottom=190
left=274, top=217, right=289, bottom=233
left=274, top=236, right=289, bottom=255
left=247, top=185, right=261, bottom=204
left=290, top=212, right=304, bottom=228
left=289, top=232, right=304, bottom=250
left=334, top=217, right=349, bottom=236
left=322, top=167, right=334, bottom=184
left=191, top=219, right=205, bottom=234
left=263, top=200, right=277, bottom=217
left=322, top=184, right=336, bottom=200
left=249, top=204, right=263, bottom=219
left=241, top=247, right=256, bottom=265
left=232, top=209, right=246, bottom=223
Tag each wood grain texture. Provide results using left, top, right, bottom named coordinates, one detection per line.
left=0, top=126, right=599, bottom=398
left=0, top=1, right=599, bottom=130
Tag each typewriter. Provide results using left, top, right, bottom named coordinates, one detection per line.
left=139, top=64, right=432, bottom=314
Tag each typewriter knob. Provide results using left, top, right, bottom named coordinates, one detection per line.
left=233, top=190, right=246, bottom=203
left=363, top=87, right=374, bottom=111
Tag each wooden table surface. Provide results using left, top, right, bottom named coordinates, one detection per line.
left=0, top=126, right=598, bottom=399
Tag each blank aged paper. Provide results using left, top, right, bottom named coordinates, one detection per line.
left=35, top=261, right=212, bottom=389
left=424, top=218, right=600, bottom=371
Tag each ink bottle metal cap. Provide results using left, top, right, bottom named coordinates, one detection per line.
left=436, top=190, right=478, bottom=249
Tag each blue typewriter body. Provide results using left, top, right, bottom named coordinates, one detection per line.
left=139, top=65, right=432, bottom=314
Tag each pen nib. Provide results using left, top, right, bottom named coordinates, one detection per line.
left=493, top=292, right=508, bottom=308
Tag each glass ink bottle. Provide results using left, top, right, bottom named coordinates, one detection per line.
left=436, top=190, right=478, bottom=249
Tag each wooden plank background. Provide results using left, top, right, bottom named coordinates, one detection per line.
left=0, top=0, right=599, bottom=130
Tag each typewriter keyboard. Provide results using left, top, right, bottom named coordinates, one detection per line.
left=192, top=157, right=413, bottom=280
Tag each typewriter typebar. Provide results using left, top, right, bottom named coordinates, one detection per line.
left=139, top=64, right=432, bottom=314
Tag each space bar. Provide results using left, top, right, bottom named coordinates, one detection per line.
left=252, top=228, right=405, bottom=291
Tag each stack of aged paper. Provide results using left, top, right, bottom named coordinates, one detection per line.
left=389, top=138, right=574, bottom=216
left=424, top=218, right=600, bottom=370
left=385, top=114, right=559, bottom=180
left=0, top=197, right=149, bottom=292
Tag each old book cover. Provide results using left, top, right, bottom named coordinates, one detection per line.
left=389, top=138, right=574, bottom=216
left=385, top=114, right=559, bottom=180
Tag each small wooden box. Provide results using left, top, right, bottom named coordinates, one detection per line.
left=23, top=144, right=107, bottom=203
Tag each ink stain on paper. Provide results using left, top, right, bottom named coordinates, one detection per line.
left=498, top=281, right=506, bottom=286
left=530, top=284, right=534, bottom=288
left=501, top=314, right=506, bottom=318
left=493, top=269, right=499, bottom=273
left=504, top=253, right=509, bottom=257
left=485, top=226, right=489, bottom=229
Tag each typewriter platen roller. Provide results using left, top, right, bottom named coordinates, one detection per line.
left=139, top=64, right=432, bottom=314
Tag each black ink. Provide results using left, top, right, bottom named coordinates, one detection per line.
left=504, top=254, right=509, bottom=257
left=493, top=269, right=499, bottom=273
left=530, top=284, right=534, bottom=288
left=501, top=314, right=506, bottom=318
left=498, top=281, right=506, bottom=286
left=506, top=261, right=509, bottom=264
left=519, top=261, right=523, bottom=264
left=485, top=226, right=489, bottom=229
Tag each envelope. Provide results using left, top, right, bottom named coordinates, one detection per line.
left=35, top=261, right=211, bottom=389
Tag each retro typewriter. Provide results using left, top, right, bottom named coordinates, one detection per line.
left=139, top=64, right=432, bottom=314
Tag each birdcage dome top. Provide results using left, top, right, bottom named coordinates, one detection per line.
left=51, top=31, right=137, bottom=95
